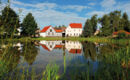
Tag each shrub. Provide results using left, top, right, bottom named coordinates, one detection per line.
left=117, top=32, right=127, bottom=39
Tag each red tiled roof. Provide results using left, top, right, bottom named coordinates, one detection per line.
left=113, top=30, right=130, bottom=35
left=54, top=45, right=63, bottom=48
left=40, top=44, right=50, bottom=51
left=69, top=23, right=82, bottom=28
left=54, top=29, right=63, bottom=33
left=41, top=26, right=51, bottom=32
left=69, top=49, right=81, bottom=54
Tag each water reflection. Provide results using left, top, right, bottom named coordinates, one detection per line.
left=39, top=40, right=82, bottom=54
left=0, top=40, right=129, bottom=79
left=21, top=42, right=39, bottom=65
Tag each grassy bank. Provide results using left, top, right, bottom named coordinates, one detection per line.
left=0, top=37, right=130, bottom=44
left=32, top=37, right=130, bottom=43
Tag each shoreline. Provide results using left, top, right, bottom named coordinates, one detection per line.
left=0, top=37, right=130, bottom=44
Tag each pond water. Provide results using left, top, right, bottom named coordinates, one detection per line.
left=0, top=40, right=129, bottom=80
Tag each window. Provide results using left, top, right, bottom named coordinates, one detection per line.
left=50, top=29, right=52, bottom=32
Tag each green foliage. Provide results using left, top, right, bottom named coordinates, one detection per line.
left=83, top=19, right=93, bottom=37
left=117, top=32, right=127, bottom=39
left=122, top=12, right=130, bottom=32
left=83, top=15, right=98, bottom=37
left=90, top=14, right=98, bottom=33
left=42, top=64, right=59, bottom=80
left=109, top=10, right=121, bottom=32
left=21, top=13, right=38, bottom=36
left=100, top=15, right=112, bottom=36
left=95, top=10, right=130, bottom=37
left=1, top=6, right=20, bottom=36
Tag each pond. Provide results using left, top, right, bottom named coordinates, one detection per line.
left=0, top=40, right=129, bottom=80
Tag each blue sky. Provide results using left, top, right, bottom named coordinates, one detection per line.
left=1, top=0, right=130, bottom=29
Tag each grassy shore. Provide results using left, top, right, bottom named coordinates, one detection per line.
left=32, top=37, right=130, bottom=43
left=0, top=37, right=130, bottom=44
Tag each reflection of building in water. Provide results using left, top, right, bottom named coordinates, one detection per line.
left=39, top=40, right=82, bottom=54
left=39, top=40, right=63, bottom=51
left=65, top=41, right=82, bottom=54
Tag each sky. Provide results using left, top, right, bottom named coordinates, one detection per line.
left=0, top=0, right=130, bottom=29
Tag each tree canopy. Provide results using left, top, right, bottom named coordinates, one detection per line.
left=83, top=10, right=130, bottom=37
left=83, top=15, right=98, bottom=37
left=83, top=19, right=93, bottom=37
left=100, top=15, right=112, bottom=36
left=21, top=13, right=38, bottom=36
left=1, top=6, right=20, bottom=36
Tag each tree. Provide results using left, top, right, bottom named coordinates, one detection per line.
left=100, top=15, right=112, bottom=36
left=122, top=12, right=130, bottom=32
left=90, top=14, right=98, bottom=33
left=109, top=11, right=121, bottom=32
left=83, top=19, right=93, bottom=37
left=21, top=13, right=38, bottom=36
left=1, top=6, right=20, bottom=36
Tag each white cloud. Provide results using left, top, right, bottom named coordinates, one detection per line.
left=86, top=11, right=107, bottom=17
left=116, top=3, right=130, bottom=18
left=11, top=0, right=89, bottom=12
left=62, top=5, right=90, bottom=12
left=9, top=0, right=86, bottom=29
left=11, top=0, right=57, bottom=10
left=101, top=0, right=116, bottom=8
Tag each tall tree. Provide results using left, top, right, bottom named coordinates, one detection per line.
left=21, top=13, right=38, bottom=36
left=100, top=15, right=112, bottom=36
left=83, top=19, right=93, bottom=37
left=1, top=6, right=20, bottom=36
left=90, top=15, right=98, bottom=33
left=122, top=12, right=130, bottom=32
left=109, top=11, right=121, bottom=32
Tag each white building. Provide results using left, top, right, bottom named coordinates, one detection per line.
left=65, top=23, right=82, bottom=37
left=40, top=23, right=82, bottom=37
left=40, top=26, right=64, bottom=37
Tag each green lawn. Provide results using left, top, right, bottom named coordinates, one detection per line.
left=32, top=37, right=130, bottom=44
left=1, top=37, right=130, bottom=44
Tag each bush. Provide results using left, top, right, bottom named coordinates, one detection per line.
left=117, top=32, right=127, bottom=39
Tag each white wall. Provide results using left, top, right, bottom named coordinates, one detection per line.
left=40, top=27, right=63, bottom=37
left=40, top=33, right=46, bottom=37
left=65, top=26, right=82, bottom=37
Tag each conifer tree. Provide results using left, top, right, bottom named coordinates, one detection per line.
left=21, top=13, right=38, bottom=36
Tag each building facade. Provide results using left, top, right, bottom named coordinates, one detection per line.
left=40, top=26, right=63, bottom=37
left=40, top=23, right=82, bottom=37
left=65, top=23, right=82, bottom=37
